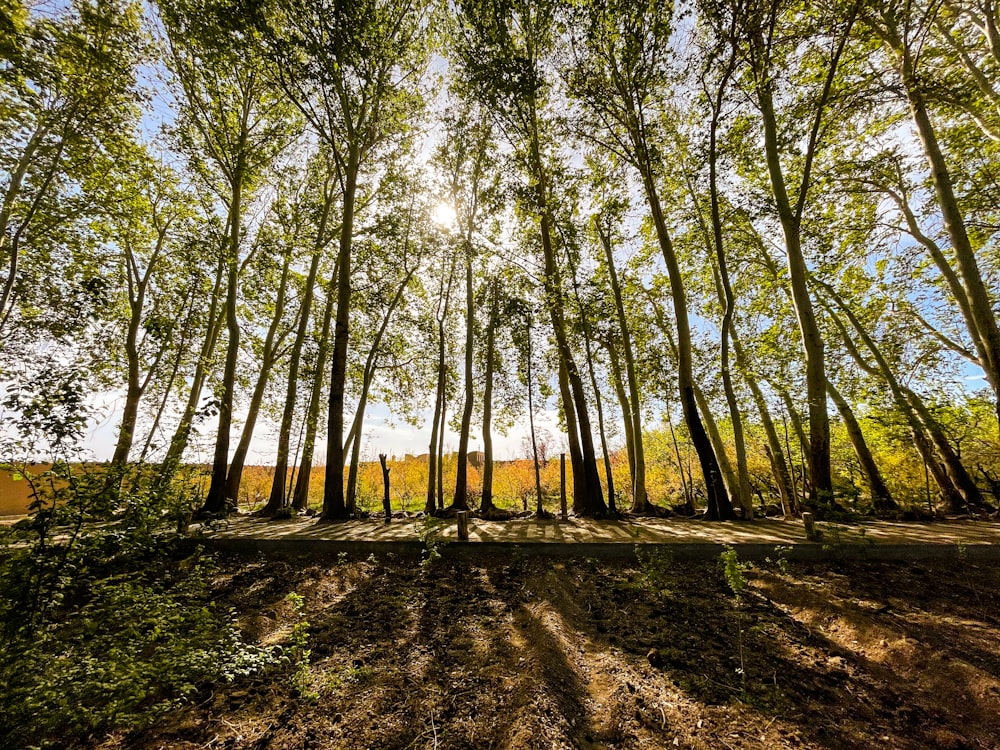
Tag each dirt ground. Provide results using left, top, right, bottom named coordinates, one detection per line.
left=98, top=550, right=1000, bottom=750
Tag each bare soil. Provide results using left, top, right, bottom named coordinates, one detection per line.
left=97, top=550, right=1000, bottom=749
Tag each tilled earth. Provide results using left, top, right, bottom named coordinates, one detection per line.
left=102, top=551, right=1000, bottom=749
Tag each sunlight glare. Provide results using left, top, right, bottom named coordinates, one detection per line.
left=432, top=201, right=457, bottom=228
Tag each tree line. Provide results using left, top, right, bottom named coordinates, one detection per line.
left=1, top=0, right=998, bottom=521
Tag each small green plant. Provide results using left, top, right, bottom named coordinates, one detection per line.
left=337, top=551, right=348, bottom=565
left=765, top=545, right=791, bottom=574
left=285, top=592, right=317, bottom=701
left=419, top=518, right=445, bottom=569
left=636, top=545, right=674, bottom=593
left=720, top=545, right=750, bottom=599
left=719, top=546, right=752, bottom=686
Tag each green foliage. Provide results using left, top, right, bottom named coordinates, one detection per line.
left=719, top=545, right=750, bottom=600
left=284, top=592, right=317, bottom=701
left=420, top=517, right=446, bottom=568
left=635, top=544, right=673, bottom=593
left=0, top=544, right=278, bottom=748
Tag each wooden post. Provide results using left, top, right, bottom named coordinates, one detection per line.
left=378, top=453, right=391, bottom=524
left=802, top=511, right=816, bottom=541
left=456, top=510, right=470, bottom=541
left=560, top=452, right=568, bottom=521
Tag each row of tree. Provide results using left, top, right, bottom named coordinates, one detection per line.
left=1, top=0, right=998, bottom=521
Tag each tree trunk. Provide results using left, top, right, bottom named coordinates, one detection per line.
left=527, top=108, right=605, bottom=516
left=480, top=285, right=498, bottom=514
left=826, top=379, right=896, bottom=512
left=425, top=318, right=446, bottom=515
left=346, top=257, right=418, bottom=512
left=292, top=270, right=337, bottom=512
left=225, top=249, right=292, bottom=506
left=757, top=80, right=832, bottom=507
left=816, top=283, right=970, bottom=512
left=264, top=184, right=333, bottom=514
left=604, top=337, right=636, bottom=489
left=596, top=223, right=647, bottom=513
left=156, top=247, right=226, bottom=499
left=322, top=144, right=360, bottom=520
left=704, top=51, right=753, bottom=518
left=888, top=21, right=1000, bottom=429
left=452, top=246, right=475, bottom=511
left=693, top=382, right=741, bottom=512
left=202, top=152, right=246, bottom=517
left=638, top=164, right=732, bottom=519
left=731, top=330, right=796, bottom=515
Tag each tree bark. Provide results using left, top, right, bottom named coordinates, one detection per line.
left=264, top=178, right=334, bottom=515
left=826, top=378, right=896, bottom=512
left=225, top=248, right=293, bottom=506
left=292, top=269, right=337, bottom=512
left=322, top=144, right=360, bottom=520
left=596, top=222, right=646, bottom=513
left=480, top=285, right=498, bottom=514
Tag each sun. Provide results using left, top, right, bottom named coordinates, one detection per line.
left=432, top=200, right=457, bottom=228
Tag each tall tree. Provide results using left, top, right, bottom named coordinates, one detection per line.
left=161, top=0, right=293, bottom=515
left=567, top=0, right=733, bottom=518
left=258, top=0, right=429, bottom=520
left=454, top=0, right=606, bottom=515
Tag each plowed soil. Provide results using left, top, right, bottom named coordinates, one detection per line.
left=99, top=551, right=1000, bottom=749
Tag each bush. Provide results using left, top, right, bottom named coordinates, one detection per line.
left=0, top=543, right=278, bottom=748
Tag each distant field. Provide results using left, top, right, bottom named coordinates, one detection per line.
left=0, top=456, right=590, bottom=517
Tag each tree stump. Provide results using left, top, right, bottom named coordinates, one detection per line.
left=802, top=511, right=817, bottom=541
left=456, top=510, right=469, bottom=541
left=378, top=454, right=391, bottom=524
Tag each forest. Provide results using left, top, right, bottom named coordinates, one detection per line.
left=2, top=0, right=1000, bottom=746
left=2, top=0, right=1000, bottom=522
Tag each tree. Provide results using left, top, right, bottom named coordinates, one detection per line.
left=0, top=0, right=146, bottom=339
left=257, top=0, right=430, bottom=520
left=454, top=0, right=606, bottom=515
left=160, top=0, right=293, bottom=516
left=567, top=0, right=733, bottom=518
left=705, top=0, right=861, bottom=509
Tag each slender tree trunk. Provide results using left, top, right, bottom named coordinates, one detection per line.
left=226, top=250, right=292, bottom=505
left=452, top=246, right=475, bottom=511
left=704, top=50, right=753, bottom=518
left=666, top=409, right=692, bottom=513
left=757, top=82, right=832, bottom=507
left=880, top=19, right=1000, bottom=428
left=425, top=322, right=446, bottom=515
left=777, top=387, right=810, bottom=507
left=346, top=259, right=417, bottom=511
left=731, top=330, right=796, bottom=515
left=138, top=288, right=197, bottom=464
left=596, top=223, right=646, bottom=513
left=826, top=379, right=896, bottom=512
left=481, top=285, right=498, bottom=514
left=202, top=152, right=246, bottom=517
left=265, top=187, right=333, bottom=514
left=526, top=325, right=545, bottom=515
left=437, top=387, right=446, bottom=511
left=292, top=271, right=337, bottom=512
left=638, top=166, right=732, bottom=519
left=322, top=144, right=360, bottom=520
left=693, top=383, right=740, bottom=511
left=156, top=251, right=226, bottom=498
left=816, top=283, right=972, bottom=512
left=527, top=110, right=605, bottom=516
left=604, top=338, right=636, bottom=488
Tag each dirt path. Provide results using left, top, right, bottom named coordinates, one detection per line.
left=198, top=516, right=1000, bottom=560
